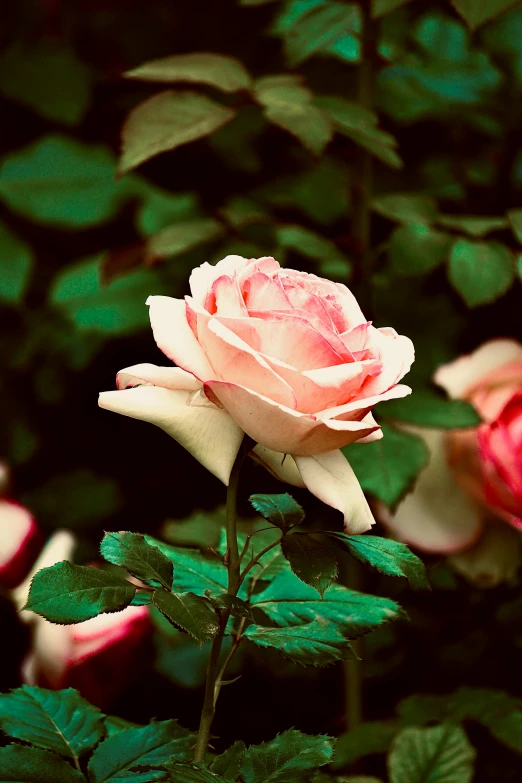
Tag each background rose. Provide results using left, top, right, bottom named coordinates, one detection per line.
left=381, top=340, right=522, bottom=587
left=8, top=524, right=150, bottom=709
left=99, top=255, right=414, bottom=532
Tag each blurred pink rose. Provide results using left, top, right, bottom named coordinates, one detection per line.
left=0, top=500, right=40, bottom=589
left=381, top=339, right=522, bottom=587
left=100, top=255, right=414, bottom=532
left=12, top=529, right=149, bottom=708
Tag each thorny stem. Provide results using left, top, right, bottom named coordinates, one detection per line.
left=239, top=538, right=282, bottom=587
left=193, top=437, right=252, bottom=763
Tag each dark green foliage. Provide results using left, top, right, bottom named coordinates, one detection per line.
left=0, top=744, right=84, bottom=782
left=0, top=686, right=104, bottom=763
left=24, top=562, right=136, bottom=623
left=388, top=725, right=475, bottom=783
left=152, top=589, right=220, bottom=644
left=210, top=742, right=246, bottom=779
left=343, top=424, right=429, bottom=507
left=100, top=531, right=173, bottom=588
left=249, top=493, right=305, bottom=531
left=281, top=534, right=338, bottom=596
left=240, top=730, right=334, bottom=782
left=244, top=621, right=357, bottom=666
left=328, top=533, right=430, bottom=590
left=87, top=720, right=196, bottom=783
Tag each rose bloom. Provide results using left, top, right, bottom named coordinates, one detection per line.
left=4, top=516, right=149, bottom=708
left=382, top=339, right=522, bottom=587
left=99, top=255, right=414, bottom=532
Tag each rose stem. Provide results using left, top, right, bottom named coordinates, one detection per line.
left=344, top=0, right=378, bottom=733
left=193, top=436, right=252, bottom=762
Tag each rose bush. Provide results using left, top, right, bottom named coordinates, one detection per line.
left=382, top=339, right=522, bottom=586
left=99, top=255, right=414, bottom=532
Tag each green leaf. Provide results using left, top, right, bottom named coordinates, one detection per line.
left=101, top=532, right=173, bottom=589
left=245, top=620, right=356, bottom=666
left=282, top=2, right=360, bottom=66
left=0, top=744, right=84, bottom=782
left=448, top=239, right=515, bottom=306
left=104, top=715, right=140, bottom=737
left=281, top=534, right=338, bottom=597
left=50, top=256, right=167, bottom=335
left=207, top=593, right=255, bottom=623
left=251, top=569, right=401, bottom=638
left=254, top=75, right=332, bottom=155
left=372, top=193, right=438, bottom=225
left=241, top=730, right=334, bottom=783
left=147, top=218, right=224, bottom=260
left=343, top=424, right=429, bottom=508
left=120, top=90, right=235, bottom=173
left=318, top=96, right=402, bottom=169
left=249, top=493, right=305, bottom=531
left=24, top=562, right=136, bottom=623
left=210, top=742, right=246, bottom=779
left=436, top=214, right=508, bottom=237
left=162, top=764, right=227, bottom=781
left=153, top=589, right=219, bottom=644
left=450, top=0, right=522, bottom=30
left=329, top=534, right=429, bottom=590
left=88, top=720, right=195, bottom=783
left=388, top=725, right=475, bottom=783
left=507, top=208, right=522, bottom=243
left=379, top=390, right=481, bottom=428
left=126, top=52, right=252, bottom=92
left=388, top=224, right=451, bottom=276
left=331, top=722, right=397, bottom=769
left=276, top=224, right=349, bottom=267
left=372, top=0, right=416, bottom=17
left=0, top=220, right=33, bottom=302
left=0, top=41, right=93, bottom=125
left=0, top=135, right=133, bottom=227
left=135, top=185, right=200, bottom=238
left=145, top=537, right=228, bottom=594
left=397, top=688, right=522, bottom=754
left=0, top=686, right=104, bottom=763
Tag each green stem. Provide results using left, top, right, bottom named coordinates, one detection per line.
left=193, top=437, right=251, bottom=763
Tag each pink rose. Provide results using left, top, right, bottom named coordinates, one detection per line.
left=381, top=340, right=522, bottom=587
left=0, top=500, right=40, bottom=589
left=99, top=255, right=414, bottom=532
left=12, top=531, right=149, bottom=708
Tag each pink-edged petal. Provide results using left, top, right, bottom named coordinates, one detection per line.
left=211, top=274, right=248, bottom=317
left=334, top=282, right=367, bottom=328
left=340, top=322, right=372, bottom=353
left=146, top=295, right=214, bottom=380
left=317, top=384, right=412, bottom=422
left=379, top=427, right=484, bottom=554
left=243, top=272, right=292, bottom=311
left=0, top=500, right=40, bottom=590
left=358, top=327, right=415, bottom=396
left=434, top=339, right=522, bottom=400
left=116, top=363, right=201, bottom=391
left=448, top=523, right=521, bottom=588
left=189, top=256, right=249, bottom=305
left=249, top=308, right=353, bottom=363
left=202, top=318, right=297, bottom=408
left=99, top=385, right=244, bottom=484
left=204, top=380, right=380, bottom=455
left=250, top=445, right=305, bottom=488
left=14, top=530, right=77, bottom=616
left=294, top=451, right=375, bottom=533
left=212, top=312, right=346, bottom=371
left=261, top=355, right=380, bottom=414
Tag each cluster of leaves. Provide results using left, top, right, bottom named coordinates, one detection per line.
left=24, top=493, right=428, bottom=668
left=0, top=685, right=334, bottom=782
left=3, top=681, right=520, bottom=781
